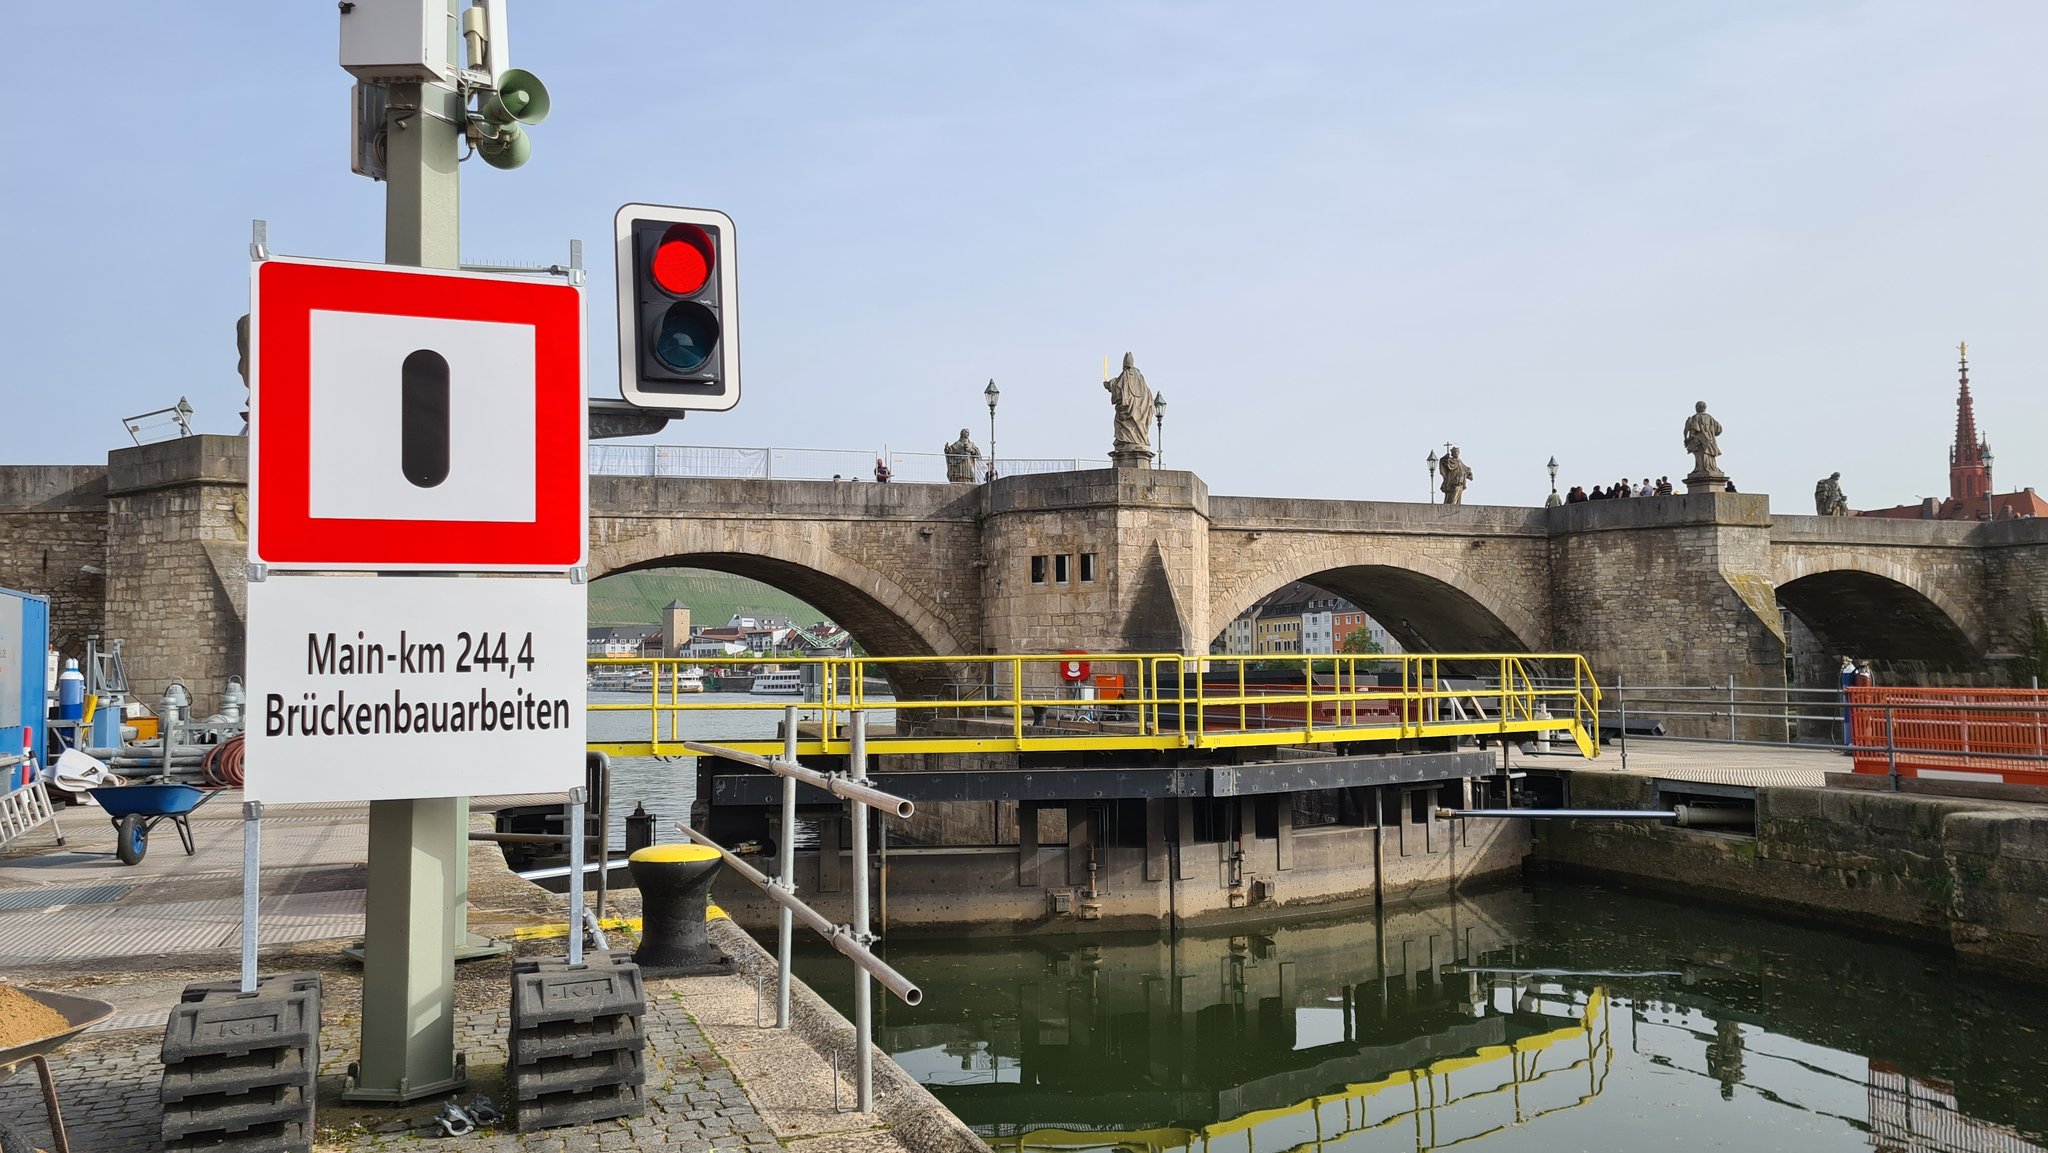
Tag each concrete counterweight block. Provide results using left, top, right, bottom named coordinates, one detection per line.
left=627, top=843, right=736, bottom=977
left=508, top=954, right=648, bottom=1132
left=159, top=972, right=322, bottom=1153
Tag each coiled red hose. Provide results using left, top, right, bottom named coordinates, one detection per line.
left=203, top=734, right=246, bottom=788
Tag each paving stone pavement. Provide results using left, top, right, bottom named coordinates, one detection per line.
left=0, top=985, right=781, bottom=1152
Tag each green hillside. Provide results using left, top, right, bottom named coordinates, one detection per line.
left=588, top=569, right=827, bottom=629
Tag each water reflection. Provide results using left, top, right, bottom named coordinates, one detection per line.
left=786, top=881, right=2048, bottom=1151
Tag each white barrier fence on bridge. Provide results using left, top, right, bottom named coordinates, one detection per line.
left=588, top=444, right=1109, bottom=484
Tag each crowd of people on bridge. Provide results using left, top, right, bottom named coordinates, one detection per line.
left=1564, top=476, right=1676, bottom=502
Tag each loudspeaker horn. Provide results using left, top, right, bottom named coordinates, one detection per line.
left=482, top=68, right=550, bottom=127
left=477, top=122, right=531, bottom=169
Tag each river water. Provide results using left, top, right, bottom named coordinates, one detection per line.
left=777, top=879, right=2048, bottom=1152
left=596, top=691, right=2048, bottom=1150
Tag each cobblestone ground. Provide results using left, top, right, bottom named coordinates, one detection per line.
left=0, top=989, right=780, bottom=1152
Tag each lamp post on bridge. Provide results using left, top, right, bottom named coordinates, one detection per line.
left=1426, top=449, right=1439, bottom=504
left=983, top=378, right=1000, bottom=482
left=1153, top=391, right=1166, bottom=467
left=1546, top=455, right=1561, bottom=507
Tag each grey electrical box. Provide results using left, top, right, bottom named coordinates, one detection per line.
left=340, top=0, right=452, bottom=83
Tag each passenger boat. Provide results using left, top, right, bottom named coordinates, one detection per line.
left=588, top=668, right=632, bottom=693
left=626, top=668, right=654, bottom=693
left=673, top=667, right=706, bottom=693
left=751, top=669, right=804, bottom=695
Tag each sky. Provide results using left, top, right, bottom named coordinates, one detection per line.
left=4, top=1, right=2045, bottom=509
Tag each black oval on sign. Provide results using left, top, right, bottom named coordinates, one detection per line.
left=401, top=349, right=450, bottom=488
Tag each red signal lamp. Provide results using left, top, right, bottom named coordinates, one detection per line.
left=651, top=224, right=714, bottom=296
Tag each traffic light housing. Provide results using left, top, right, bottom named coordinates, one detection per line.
left=615, top=203, right=740, bottom=411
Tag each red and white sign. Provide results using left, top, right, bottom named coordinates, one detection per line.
left=1059, top=653, right=1091, bottom=682
left=250, top=256, right=586, bottom=571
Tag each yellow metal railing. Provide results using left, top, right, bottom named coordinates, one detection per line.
left=586, top=651, right=1601, bottom=760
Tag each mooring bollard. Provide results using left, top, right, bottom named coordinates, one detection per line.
left=627, top=844, right=735, bottom=977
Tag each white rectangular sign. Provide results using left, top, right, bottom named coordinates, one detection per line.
left=245, top=574, right=586, bottom=803
left=307, top=310, right=538, bottom=523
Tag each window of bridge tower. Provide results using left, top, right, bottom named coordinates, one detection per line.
left=1030, top=555, right=1047, bottom=584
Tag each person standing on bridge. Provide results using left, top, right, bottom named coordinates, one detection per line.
left=874, top=457, right=893, bottom=483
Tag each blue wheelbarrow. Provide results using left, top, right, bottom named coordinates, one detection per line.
left=86, top=783, right=219, bottom=865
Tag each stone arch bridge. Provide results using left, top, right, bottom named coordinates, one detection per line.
left=5, top=437, right=2045, bottom=715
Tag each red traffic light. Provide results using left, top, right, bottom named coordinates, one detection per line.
left=651, top=224, right=714, bottom=296
left=616, top=203, right=740, bottom=412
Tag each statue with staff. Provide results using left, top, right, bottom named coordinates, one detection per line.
left=1103, top=352, right=1155, bottom=466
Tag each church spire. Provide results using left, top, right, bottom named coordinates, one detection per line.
left=1950, top=341, right=1991, bottom=502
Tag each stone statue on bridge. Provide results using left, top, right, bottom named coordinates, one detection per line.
left=1438, top=446, right=1474, bottom=505
left=1682, top=401, right=1726, bottom=491
left=943, top=428, right=983, bottom=483
left=1104, top=352, right=1155, bottom=467
left=1815, top=472, right=1849, bottom=516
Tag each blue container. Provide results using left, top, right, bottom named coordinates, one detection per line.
left=57, top=659, right=84, bottom=721
left=1, top=587, right=51, bottom=791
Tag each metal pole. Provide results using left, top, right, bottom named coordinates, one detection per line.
left=1885, top=707, right=1900, bottom=792
left=353, top=0, right=467, bottom=1102
left=567, top=787, right=586, bottom=966
left=596, top=754, right=612, bottom=921
left=1372, top=788, right=1384, bottom=908
left=1616, top=673, right=1629, bottom=773
left=1727, top=674, right=1737, bottom=742
left=777, top=706, right=798, bottom=1029
left=241, top=801, right=262, bottom=993
left=850, top=712, right=874, bottom=1112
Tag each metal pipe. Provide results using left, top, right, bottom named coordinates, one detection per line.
left=1727, top=674, right=1737, bottom=742
left=673, top=821, right=921, bottom=1005
left=241, top=800, right=262, bottom=993
left=466, top=831, right=579, bottom=844
left=597, top=754, right=612, bottom=923
left=567, top=786, right=586, bottom=966
left=1442, top=808, right=1674, bottom=820
left=1616, top=672, right=1628, bottom=772
left=1439, top=806, right=1751, bottom=828
left=682, top=740, right=913, bottom=818
left=777, top=707, right=798, bottom=1029
left=850, top=712, right=874, bottom=1113
left=1886, top=707, right=1899, bottom=792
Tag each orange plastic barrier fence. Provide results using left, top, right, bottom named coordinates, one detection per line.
left=1847, top=687, right=2048, bottom=787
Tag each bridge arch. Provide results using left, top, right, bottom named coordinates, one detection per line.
left=1209, top=547, right=1544, bottom=654
left=590, top=520, right=973, bottom=661
left=1771, top=555, right=1982, bottom=669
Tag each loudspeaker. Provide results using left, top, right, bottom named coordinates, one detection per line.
left=482, top=68, right=550, bottom=127
left=478, top=122, right=531, bottom=169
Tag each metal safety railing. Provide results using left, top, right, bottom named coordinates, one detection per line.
left=587, top=443, right=1107, bottom=484
left=1555, top=677, right=2048, bottom=787
left=587, top=651, right=1603, bottom=760
left=673, top=708, right=919, bottom=1113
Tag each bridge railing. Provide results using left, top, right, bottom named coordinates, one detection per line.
left=587, top=444, right=1108, bottom=483
left=585, top=651, right=1601, bottom=759
left=1586, top=680, right=2048, bottom=786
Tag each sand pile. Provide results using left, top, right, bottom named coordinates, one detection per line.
left=0, top=985, right=70, bottom=1047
